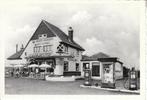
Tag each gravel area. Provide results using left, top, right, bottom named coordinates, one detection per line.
left=5, top=77, right=137, bottom=95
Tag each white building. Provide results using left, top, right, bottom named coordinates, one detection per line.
left=81, top=52, right=123, bottom=80
left=7, top=20, right=85, bottom=76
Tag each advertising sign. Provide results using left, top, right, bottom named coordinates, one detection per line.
left=101, top=63, right=115, bottom=88
left=32, top=38, right=53, bottom=47
left=103, top=64, right=114, bottom=83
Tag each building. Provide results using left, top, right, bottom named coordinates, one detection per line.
left=7, top=20, right=85, bottom=76
left=81, top=52, right=123, bottom=80
left=7, top=20, right=123, bottom=80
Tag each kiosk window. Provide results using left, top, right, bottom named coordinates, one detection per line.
left=92, top=63, right=100, bottom=76
left=83, top=63, right=90, bottom=70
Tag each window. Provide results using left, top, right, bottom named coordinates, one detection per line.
left=44, top=34, right=47, bottom=37
left=34, top=46, right=41, bottom=53
left=64, top=61, right=68, bottom=71
left=76, top=63, right=79, bottom=71
left=38, top=35, right=42, bottom=38
left=43, top=45, right=52, bottom=52
left=83, top=63, right=90, bottom=71
left=64, top=46, right=68, bottom=53
left=92, top=62, right=100, bottom=76
left=25, top=52, right=27, bottom=56
left=38, top=34, right=47, bottom=39
left=77, top=50, right=79, bottom=56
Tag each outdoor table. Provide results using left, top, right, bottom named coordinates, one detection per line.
left=35, top=73, right=40, bottom=79
left=14, top=71, right=20, bottom=78
left=39, top=72, right=45, bottom=79
left=29, top=72, right=35, bottom=78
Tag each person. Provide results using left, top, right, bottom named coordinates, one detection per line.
left=11, top=68, right=14, bottom=77
left=10, top=70, right=13, bottom=77
left=15, top=68, right=19, bottom=78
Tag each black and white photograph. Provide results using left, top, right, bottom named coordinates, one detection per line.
left=1, top=0, right=146, bottom=98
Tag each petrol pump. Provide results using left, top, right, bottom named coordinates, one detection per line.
left=83, top=64, right=92, bottom=86
left=129, top=67, right=138, bottom=90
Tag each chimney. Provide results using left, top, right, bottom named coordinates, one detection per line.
left=20, top=44, right=24, bottom=50
left=16, top=44, right=18, bottom=53
left=68, top=27, right=73, bottom=41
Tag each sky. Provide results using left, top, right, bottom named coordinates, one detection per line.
left=1, top=1, right=141, bottom=69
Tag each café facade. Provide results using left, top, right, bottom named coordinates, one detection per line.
left=7, top=20, right=123, bottom=80
left=7, top=20, right=85, bottom=76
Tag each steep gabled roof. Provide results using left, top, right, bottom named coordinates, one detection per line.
left=91, top=52, right=110, bottom=58
left=29, top=20, right=84, bottom=51
left=7, top=49, right=24, bottom=60
left=81, top=52, right=110, bottom=61
left=30, top=21, right=56, bottom=40
left=43, top=20, right=85, bottom=51
left=81, top=52, right=123, bottom=64
left=7, top=20, right=85, bottom=60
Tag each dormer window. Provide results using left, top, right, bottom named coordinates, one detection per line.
left=38, top=34, right=47, bottom=39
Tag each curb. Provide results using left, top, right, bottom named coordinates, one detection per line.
left=80, top=85, right=140, bottom=94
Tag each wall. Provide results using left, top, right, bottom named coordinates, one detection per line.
left=20, top=34, right=83, bottom=74
left=115, top=62, right=123, bottom=79
left=65, top=46, right=82, bottom=71
left=54, top=58, right=64, bottom=75
left=21, top=36, right=60, bottom=58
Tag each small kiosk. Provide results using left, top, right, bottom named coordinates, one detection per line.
left=98, top=57, right=117, bottom=89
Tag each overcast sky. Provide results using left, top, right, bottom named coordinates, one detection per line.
left=1, top=1, right=141, bottom=69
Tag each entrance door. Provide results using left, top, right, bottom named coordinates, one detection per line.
left=92, top=64, right=100, bottom=76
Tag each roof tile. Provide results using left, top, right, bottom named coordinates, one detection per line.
left=7, top=49, right=24, bottom=60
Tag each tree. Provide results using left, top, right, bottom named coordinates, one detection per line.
left=123, top=66, right=130, bottom=78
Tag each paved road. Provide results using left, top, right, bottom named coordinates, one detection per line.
left=5, top=78, right=137, bottom=95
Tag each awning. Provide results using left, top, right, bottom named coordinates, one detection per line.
left=39, top=64, right=51, bottom=68
left=28, top=64, right=39, bottom=68
left=14, top=64, right=24, bottom=67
